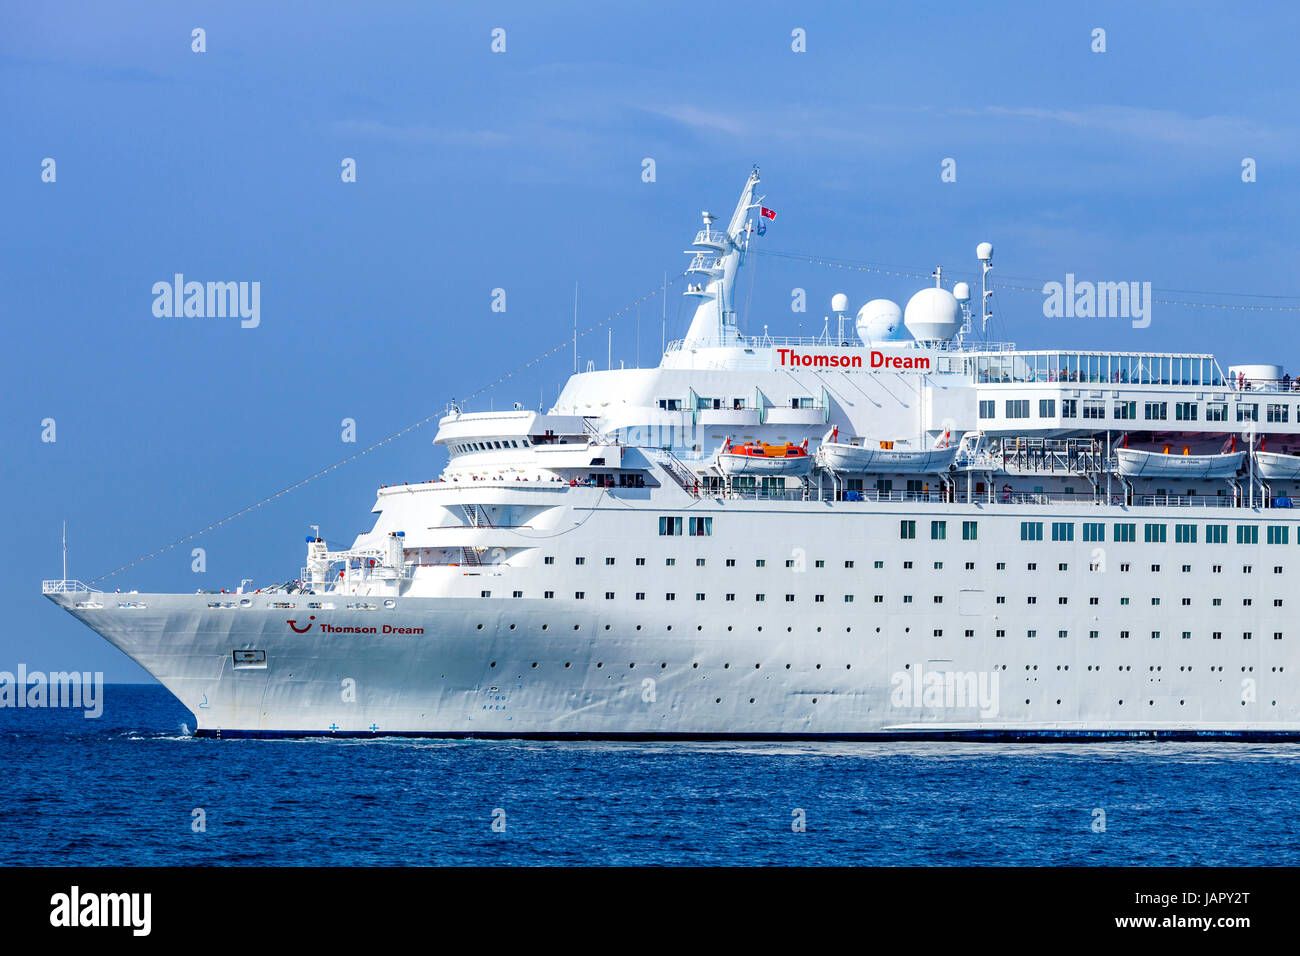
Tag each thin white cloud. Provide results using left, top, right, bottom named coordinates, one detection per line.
left=329, top=119, right=512, bottom=148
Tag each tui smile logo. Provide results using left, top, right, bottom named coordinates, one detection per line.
left=287, top=615, right=315, bottom=633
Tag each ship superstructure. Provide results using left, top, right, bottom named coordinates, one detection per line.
left=45, top=170, right=1300, bottom=739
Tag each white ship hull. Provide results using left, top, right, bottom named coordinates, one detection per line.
left=45, top=170, right=1300, bottom=742
left=49, top=497, right=1300, bottom=740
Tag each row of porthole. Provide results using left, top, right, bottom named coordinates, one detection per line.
left=481, top=623, right=858, bottom=634
left=481, top=660, right=1277, bottom=677
left=488, top=660, right=845, bottom=671
left=1038, top=699, right=1279, bottom=707
left=476, top=622, right=1288, bottom=642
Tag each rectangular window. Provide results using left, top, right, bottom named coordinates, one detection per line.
left=900, top=520, right=916, bottom=539
left=931, top=520, right=947, bottom=540
left=1206, top=402, right=1227, bottom=422
left=688, top=516, right=713, bottom=536
left=1237, top=403, right=1258, bottom=422
left=1061, top=399, right=1077, bottom=418
left=1175, top=523, right=1197, bottom=543
left=978, top=399, right=995, bottom=418
left=1175, top=401, right=1198, bottom=421
left=1039, top=398, right=1056, bottom=417
left=1144, top=523, right=1167, bottom=543
left=1005, top=399, right=1030, bottom=419
left=1020, top=521, right=1043, bottom=541
left=1237, top=525, right=1259, bottom=544
left=1144, top=401, right=1167, bottom=420
left=1114, top=400, right=1136, bottom=420
left=1114, top=523, right=1136, bottom=542
left=658, top=516, right=682, bottom=536
left=1051, top=522, right=1074, bottom=542
left=1268, top=526, right=1289, bottom=545
left=1206, top=524, right=1228, bottom=544
left=962, top=520, right=978, bottom=540
left=1083, top=522, right=1104, bottom=542
left=1082, top=400, right=1106, bottom=419
left=1268, top=404, right=1289, bottom=423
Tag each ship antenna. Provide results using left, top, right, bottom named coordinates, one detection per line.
left=62, top=520, right=67, bottom=582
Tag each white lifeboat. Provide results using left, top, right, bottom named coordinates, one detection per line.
left=816, top=426, right=960, bottom=474
left=1115, top=436, right=1245, bottom=478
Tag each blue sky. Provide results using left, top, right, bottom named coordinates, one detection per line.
left=3, top=1, right=1299, bottom=680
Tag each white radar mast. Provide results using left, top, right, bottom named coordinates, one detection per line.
left=679, top=167, right=763, bottom=350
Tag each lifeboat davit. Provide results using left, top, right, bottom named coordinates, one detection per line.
left=815, top=425, right=960, bottom=474
left=717, top=437, right=813, bottom=477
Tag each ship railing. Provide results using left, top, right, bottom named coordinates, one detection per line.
left=813, top=489, right=1245, bottom=508
left=300, top=564, right=417, bottom=585
left=42, top=579, right=101, bottom=594
left=692, top=229, right=730, bottom=247
left=1229, top=377, right=1300, bottom=394
left=653, top=449, right=703, bottom=496
left=662, top=337, right=1019, bottom=354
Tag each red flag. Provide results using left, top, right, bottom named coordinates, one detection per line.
left=760, top=206, right=777, bottom=220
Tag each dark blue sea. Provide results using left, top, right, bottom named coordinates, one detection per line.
left=4, top=685, right=1299, bottom=866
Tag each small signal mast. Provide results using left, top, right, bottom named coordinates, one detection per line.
left=977, top=241, right=994, bottom=336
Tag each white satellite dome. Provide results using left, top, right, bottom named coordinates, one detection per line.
left=855, top=299, right=905, bottom=343
left=952, top=282, right=971, bottom=304
left=831, top=293, right=849, bottom=313
left=976, top=241, right=994, bottom=262
left=903, top=287, right=961, bottom=343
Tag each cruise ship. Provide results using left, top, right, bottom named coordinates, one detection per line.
left=45, top=169, right=1300, bottom=739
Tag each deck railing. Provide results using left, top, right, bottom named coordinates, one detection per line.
left=42, top=579, right=100, bottom=594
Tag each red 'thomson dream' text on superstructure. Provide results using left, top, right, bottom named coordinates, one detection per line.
left=775, top=348, right=932, bottom=370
